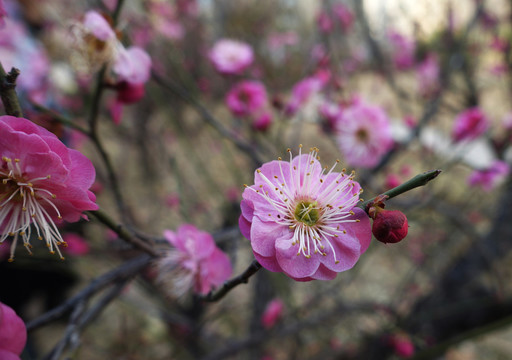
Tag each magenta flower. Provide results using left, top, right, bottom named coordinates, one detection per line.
left=239, top=147, right=372, bottom=281
left=285, top=76, right=325, bottom=116
left=159, top=224, right=232, bottom=296
left=209, top=39, right=254, bottom=75
left=468, top=160, right=510, bottom=191
left=261, top=298, right=285, bottom=329
left=0, top=302, right=26, bottom=360
left=388, top=30, right=415, bottom=70
left=452, top=107, right=489, bottom=142
left=416, top=54, right=440, bottom=97
left=0, top=0, right=7, bottom=29
left=226, top=80, right=268, bottom=117
left=62, top=233, right=90, bottom=256
left=335, top=102, right=393, bottom=168
left=333, top=3, right=354, bottom=32
left=0, top=116, right=98, bottom=260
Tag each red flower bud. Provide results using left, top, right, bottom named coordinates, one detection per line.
left=116, top=81, right=146, bottom=104
left=372, top=209, right=408, bottom=244
left=367, top=194, right=408, bottom=244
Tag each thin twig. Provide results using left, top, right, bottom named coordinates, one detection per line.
left=88, top=209, right=159, bottom=257
left=26, top=254, right=152, bottom=331
left=201, top=259, right=262, bottom=302
left=359, top=169, right=442, bottom=212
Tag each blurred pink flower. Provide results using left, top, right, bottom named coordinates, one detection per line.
left=385, top=174, right=402, bottom=190
left=267, top=31, right=298, bottom=50
left=239, top=147, right=371, bottom=281
left=0, top=302, right=26, bottom=360
left=387, top=333, right=415, bottom=358
left=62, top=233, right=90, bottom=256
left=285, top=76, right=325, bottom=116
left=113, top=46, right=152, bottom=85
left=388, top=30, right=415, bottom=70
left=335, top=102, right=393, bottom=168
left=0, top=0, right=7, bottom=28
left=319, top=100, right=343, bottom=131
left=164, top=193, right=180, bottom=209
left=83, top=10, right=115, bottom=41
left=160, top=225, right=232, bottom=296
left=149, top=2, right=184, bottom=40
left=468, top=160, right=509, bottom=191
left=225, top=80, right=268, bottom=117
left=0, top=116, right=98, bottom=260
left=261, top=298, right=285, bottom=328
left=209, top=39, right=254, bottom=75
left=416, top=54, right=440, bottom=97
left=316, top=11, right=333, bottom=33
left=452, top=107, right=489, bottom=142
left=502, top=112, right=512, bottom=130
left=333, top=3, right=354, bottom=31
left=252, top=112, right=273, bottom=132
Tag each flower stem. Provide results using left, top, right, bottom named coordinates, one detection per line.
left=358, top=169, right=442, bottom=212
left=0, top=62, right=23, bottom=117
left=201, top=259, right=262, bottom=302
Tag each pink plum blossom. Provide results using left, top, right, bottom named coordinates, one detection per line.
left=387, top=333, right=415, bottom=358
left=416, top=54, right=440, bottom=97
left=0, top=0, right=7, bottom=28
left=468, top=160, right=509, bottom=191
left=388, top=30, right=415, bottom=70
left=0, top=116, right=98, bottom=260
left=62, top=233, right=90, bottom=256
left=159, top=224, right=232, bottom=296
left=316, top=11, right=333, bottom=33
left=333, top=3, right=354, bottom=32
left=261, top=298, right=285, bottom=328
left=209, top=39, right=254, bottom=75
left=252, top=112, right=273, bottom=132
left=335, top=102, right=394, bottom=168
left=225, top=80, right=268, bottom=117
left=452, top=107, right=489, bottom=142
left=0, top=301, right=26, bottom=360
left=83, top=10, right=116, bottom=41
left=285, top=76, right=325, bottom=116
left=113, top=46, right=152, bottom=85
left=239, top=147, right=372, bottom=281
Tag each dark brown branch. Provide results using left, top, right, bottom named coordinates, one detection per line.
left=201, top=259, right=262, bottom=302
left=0, top=62, right=23, bottom=117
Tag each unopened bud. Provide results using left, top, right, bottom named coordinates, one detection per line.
left=367, top=194, right=409, bottom=244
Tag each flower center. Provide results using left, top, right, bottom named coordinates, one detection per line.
left=294, top=200, right=320, bottom=226
left=355, top=128, right=369, bottom=143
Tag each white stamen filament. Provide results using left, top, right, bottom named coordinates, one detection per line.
left=0, top=157, right=65, bottom=260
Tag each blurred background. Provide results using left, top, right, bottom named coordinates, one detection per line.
left=1, top=0, right=512, bottom=359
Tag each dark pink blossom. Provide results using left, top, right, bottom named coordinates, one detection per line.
left=252, top=112, right=273, bottom=132
left=62, top=233, right=90, bottom=256
left=0, top=0, right=7, bottom=28
left=388, top=30, right=415, bottom=70
left=209, top=39, right=254, bottom=75
left=225, top=81, right=268, bottom=117
left=0, top=302, right=26, bottom=360
left=0, top=116, right=98, bottom=260
left=335, top=102, right=393, bottom=168
left=452, top=107, right=489, bottom=142
left=387, top=333, right=415, bottom=358
left=333, top=3, right=354, bottom=31
left=159, top=225, right=232, bottom=296
left=240, top=147, right=371, bottom=281
left=261, top=298, right=285, bottom=328
left=468, top=160, right=510, bottom=191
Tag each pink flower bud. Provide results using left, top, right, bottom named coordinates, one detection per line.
left=388, top=333, right=415, bottom=358
left=116, top=81, right=146, bottom=104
